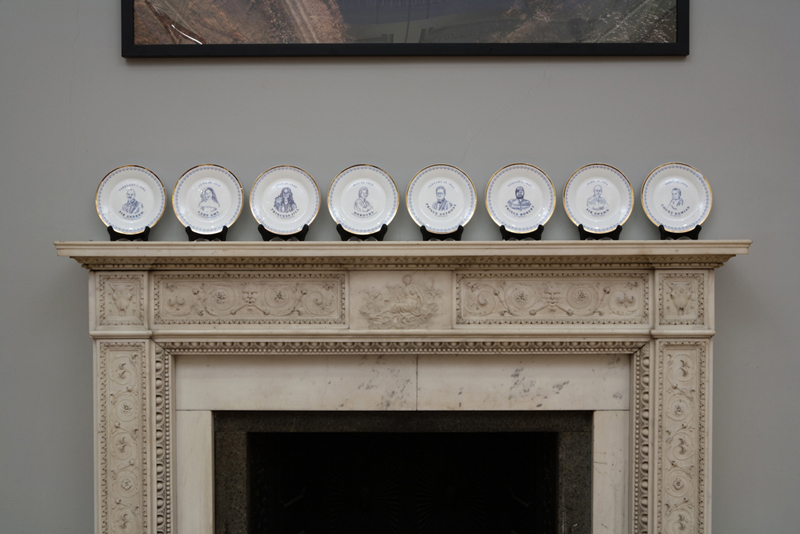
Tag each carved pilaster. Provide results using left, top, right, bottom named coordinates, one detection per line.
left=95, top=273, right=147, bottom=330
left=654, top=340, right=709, bottom=534
left=656, top=271, right=710, bottom=329
left=97, top=341, right=149, bottom=534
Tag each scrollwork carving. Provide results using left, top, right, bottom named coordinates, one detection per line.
left=153, top=273, right=345, bottom=325
left=98, top=342, right=147, bottom=534
left=99, top=274, right=145, bottom=326
left=657, top=342, right=706, bottom=534
left=457, top=272, right=649, bottom=325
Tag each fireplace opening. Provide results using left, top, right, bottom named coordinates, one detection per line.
left=214, top=411, right=592, bottom=534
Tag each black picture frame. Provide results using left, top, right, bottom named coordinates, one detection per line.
left=122, top=0, right=688, bottom=58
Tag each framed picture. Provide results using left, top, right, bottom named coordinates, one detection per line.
left=123, top=0, right=688, bottom=58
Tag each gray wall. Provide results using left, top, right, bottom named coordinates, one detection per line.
left=1, top=1, right=797, bottom=531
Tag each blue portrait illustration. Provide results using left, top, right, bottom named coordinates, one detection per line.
left=274, top=187, right=297, bottom=213
left=506, top=186, right=532, bottom=211
left=120, top=188, right=144, bottom=218
left=354, top=186, right=374, bottom=214
left=669, top=188, right=684, bottom=210
left=586, top=185, right=608, bottom=212
left=198, top=187, right=220, bottom=218
left=431, top=186, right=453, bottom=212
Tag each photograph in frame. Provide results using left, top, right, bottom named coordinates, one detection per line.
left=123, top=0, right=689, bottom=57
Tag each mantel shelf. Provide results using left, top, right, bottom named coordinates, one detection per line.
left=56, top=239, right=751, bottom=270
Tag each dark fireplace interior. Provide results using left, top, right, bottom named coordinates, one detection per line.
left=214, top=411, right=592, bottom=534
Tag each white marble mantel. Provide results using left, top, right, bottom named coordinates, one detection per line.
left=56, top=240, right=750, bottom=534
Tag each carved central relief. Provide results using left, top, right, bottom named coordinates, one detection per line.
left=359, top=273, right=443, bottom=329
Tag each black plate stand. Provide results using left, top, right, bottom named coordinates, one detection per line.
left=258, top=224, right=309, bottom=242
left=659, top=224, right=701, bottom=240
left=107, top=226, right=151, bottom=241
left=185, top=226, right=228, bottom=242
left=420, top=225, right=464, bottom=241
left=336, top=224, right=388, bottom=241
left=500, top=225, right=543, bottom=241
left=578, top=224, right=623, bottom=240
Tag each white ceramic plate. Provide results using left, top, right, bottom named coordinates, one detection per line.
left=327, top=165, right=399, bottom=235
left=250, top=166, right=320, bottom=235
left=563, top=164, right=634, bottom=233
left=642, top=163, right=712, bottom=233
left=407, top=164, right=476, bottom=234
left=173, top=164, right=243, bottom=234
left=485, top=164, right=556, bottom=233
left=96, top=165, right=166, bottom=234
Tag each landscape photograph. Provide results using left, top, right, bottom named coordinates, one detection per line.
left=132, top=0, right=679, bottom=46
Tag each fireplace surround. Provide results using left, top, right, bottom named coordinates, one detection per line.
left=56, top=239, right=750, bottom=534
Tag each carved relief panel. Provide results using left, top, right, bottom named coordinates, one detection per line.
left=657, top=271, right=710, bottom=328
left=152, top=273, right=345, bottom=327
left=97, top=341, right=149, bottom=534
left=349, top=271, right=451, bottom=330
left=655, top=340, right=709, bottom=534
left=456, top=272, right=650, bottom=325
left=97, top=273, right=146, bottom=328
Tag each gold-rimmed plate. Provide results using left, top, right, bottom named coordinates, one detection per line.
left=250, top=165, right=320, bottom=235
left=407, top=164, right=476, bottom=234
left=173, top=164, right=243, bottom=234
left=96, top=165, right=166, bottom=234
left=327, top=164, right=399, bottom=235
left=642, top=163, right=712, bottom=233
left=485, top=163, right=556, bottom=233
left=563, top=164, right=634, bottom=233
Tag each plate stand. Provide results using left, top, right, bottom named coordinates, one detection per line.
left=578, top=224, right=622, bottom=241
left=420, top=225, right=464, bottom=241
left=258, top=224, right=309, bottom=242
left=336, top=224, right=388, bottom=242
left=499, top=225, right=543, bottom=241
left=659, top=224, right=702, bottom=240
left=185, top=226, right=229, bottom=242
left=107, top=226, right=151, bottom=242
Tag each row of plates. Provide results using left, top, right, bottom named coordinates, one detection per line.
left=96, top=163, right=712, bottom=236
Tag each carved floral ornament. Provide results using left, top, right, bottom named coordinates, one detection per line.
left=658, top=342, right=707, bottom=534
left=154, top=273, right=345, bottom=325
left=98, top=342, right=147, bottom=534
left=457, top=272, right=649, bottom=325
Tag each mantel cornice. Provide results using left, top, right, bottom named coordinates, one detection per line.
left=56, top=240, right=750, bottom=270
